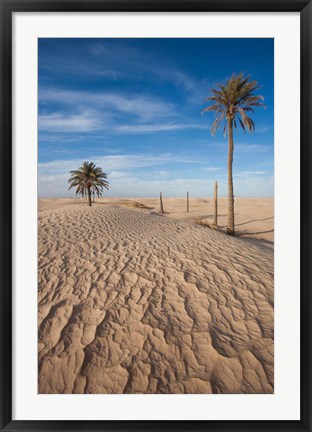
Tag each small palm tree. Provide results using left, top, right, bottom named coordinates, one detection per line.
left=203, top=73, right=265, bottom=236
left=68, top=161, right=109, bottom=207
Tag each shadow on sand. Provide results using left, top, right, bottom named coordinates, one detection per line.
left=235, top=217, right=274, bottom=227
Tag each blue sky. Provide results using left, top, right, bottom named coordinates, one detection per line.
left=38, top=38, right=274, bottom=198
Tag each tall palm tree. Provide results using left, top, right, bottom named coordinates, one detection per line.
left=68, top=161, right=109, bottom=207
left=203, top=73, right=265, bottom=236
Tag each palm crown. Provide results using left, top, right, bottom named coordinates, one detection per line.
left=68, top=162, right=109, bottom=199
left=202, top=73, right=265, bottom=136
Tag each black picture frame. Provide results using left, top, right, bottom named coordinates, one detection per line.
left=1, top=1, right=311, bottom=431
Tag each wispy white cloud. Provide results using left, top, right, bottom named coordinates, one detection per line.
left=202, top=166, right=221, bottom=172
left=109, top=171, right=131, bottom=179
left=39, top=134, right=86, bottom=143
left=152, top=67, right=212, bottom=104
left=236, top=143, right=273, bottom=153
left=235, top=170, right=266, bottom=177
left=116, top=123, right=208, bottom=133
left=153, top=170, right=168, bottom=177
left=40, top=52, right=120, bottom=80
left=39, top=88, right=175, bottom=123
left=39, top=111, right=103, bottom=132
left=38, top=87, right=210, bottom=133
left=216, top=170, right=269, bottom=180
left=255, top=124, right=272, bottom=134
left=38, top=153, right=206, bottom=175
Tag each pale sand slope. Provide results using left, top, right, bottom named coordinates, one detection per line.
left=39, top=197, right=274, bottom=249
left=38, top=199, right=274, bottom=394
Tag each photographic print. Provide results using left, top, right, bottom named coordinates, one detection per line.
left=38, top=38, right=274, bottom=394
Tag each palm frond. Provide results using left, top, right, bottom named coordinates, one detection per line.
left=202, top=73, right=265, bottom=137
left=68, top=161, right=109, bottom=198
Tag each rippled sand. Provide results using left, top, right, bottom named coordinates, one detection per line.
left=38, top=198, right=274, bottom=394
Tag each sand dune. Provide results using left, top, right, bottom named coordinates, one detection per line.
left=38, top=198, right=274, bottom=394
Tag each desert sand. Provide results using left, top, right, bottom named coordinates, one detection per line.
left=38, top=197, right=274, bottom=394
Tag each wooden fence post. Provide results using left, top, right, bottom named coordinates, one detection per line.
left=213, top=181, right=218, bottom=226
left=160, top=192, right=164, bottom=213
left=187, top=191, right=189, bottom=212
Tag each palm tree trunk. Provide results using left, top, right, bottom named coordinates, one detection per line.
left=88, top=187, right=92, bottom=207
left=227, top=118, right=235, bottom=236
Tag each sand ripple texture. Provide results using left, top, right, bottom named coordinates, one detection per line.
left=38, top=205, right=274, bottom=394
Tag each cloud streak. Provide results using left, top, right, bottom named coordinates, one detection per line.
left=39, top=88, right=176, bottom=122
left=116, top=123, right=208, bottom=133
left=236, top=144, right=273, bottom=153
left=38, top=153, right=207, bottom=175
left=39, top=111, right=103, bottom=132
left=38, top=88, right=210, bottom=133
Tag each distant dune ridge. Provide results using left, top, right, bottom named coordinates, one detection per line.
left=38, top=198, right=274, bottom=394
